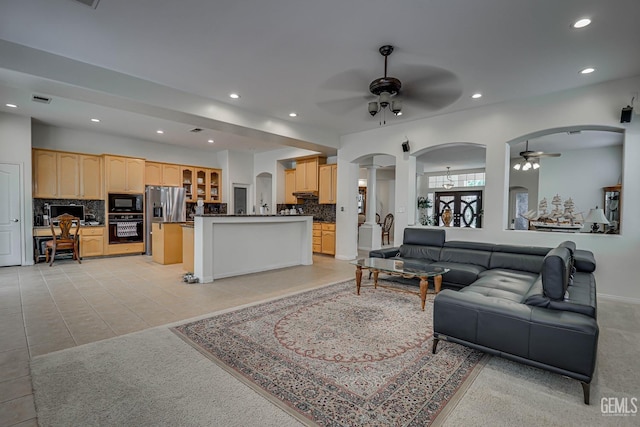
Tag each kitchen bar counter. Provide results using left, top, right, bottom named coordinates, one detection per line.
left=193, top=214, right=313, bottom=283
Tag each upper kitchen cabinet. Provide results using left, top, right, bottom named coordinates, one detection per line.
left=195, top=169, right=207, bottom=201
left=284, top=169, right=298, bottom=204
left=104, top=155, right=145, bottom=194
left=208, top=169, right=222, bottom=202
left=32, top=149, right=102, bottom=199
left=79, top=154, right=103, bottom=199
left=181, top=167, right=195, bottom=201
left=319, top=164, right=337, bottom=204
left=295, top=156, right=326, bottom=193
left=145, top=162, right=181, bottom=186
left=32, top=149, right=58, bottom=198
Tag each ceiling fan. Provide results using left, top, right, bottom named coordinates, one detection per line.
left=514, top=140, right=561, bottom=171
left=317, top=45, right=462, bottom=122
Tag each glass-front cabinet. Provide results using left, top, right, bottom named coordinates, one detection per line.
left=208, top=169, right=221, bottom=202
left=603, top=185, right=621, bottom=234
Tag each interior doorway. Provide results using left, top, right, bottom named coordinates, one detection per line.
left=0, top=163, right=22, bottom=266
left=233, top=184, right=249, bottom=215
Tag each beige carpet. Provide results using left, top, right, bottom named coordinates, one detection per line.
left=30, top=289, right=640, bottom=426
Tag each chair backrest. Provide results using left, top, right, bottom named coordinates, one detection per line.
left=382, top=213, right=394, bottom=231
left=376, top=213, right=381, bottom=223
left=51, top=213, right=80, bottom=241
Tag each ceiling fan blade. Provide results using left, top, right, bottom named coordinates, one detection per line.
left=531, top=152, right=561, bottom=158
left=320, top=69, right=371, bottom=93
left=400, top=65, right=461, bottom=91
left=316, top=95, right=368, bottom=114
left=402, top=86, right=463, bottom=110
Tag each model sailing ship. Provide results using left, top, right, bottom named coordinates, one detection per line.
left=522, top=195, right=584, bottom=232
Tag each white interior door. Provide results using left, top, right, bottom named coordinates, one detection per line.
left=0, top=163, right=22, bottom=266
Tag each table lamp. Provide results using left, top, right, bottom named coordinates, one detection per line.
left=584, top=207, right=609, bottom=233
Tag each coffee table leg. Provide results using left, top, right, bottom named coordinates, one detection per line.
left=355, top=265, right=362, bottom=295
left=419, top=277, right=427, bottom=311
left=434, top=274, right=442, bottom=294
left=373, top=270, right=379, bottom=289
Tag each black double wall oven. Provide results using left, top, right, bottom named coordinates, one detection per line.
left=108, top=193, right=144, bottom=244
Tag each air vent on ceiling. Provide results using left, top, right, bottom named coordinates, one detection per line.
left=71, top=0, right=100, bottom=9
left=190, top=128, right=203, bottom=133
left=31, top=94, right=52, bottom=104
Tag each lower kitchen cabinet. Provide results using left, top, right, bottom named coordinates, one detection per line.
left=80, top=227, right=105, bottom=257
left=312, top=222, right=335, bottom=255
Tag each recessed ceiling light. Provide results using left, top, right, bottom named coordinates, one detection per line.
left=90, top=118, right=100, bottom=123
left=5, top=103, right=18, bottom=108
left=573, top=18, right=591, bottom=29
left=229, top=93, right=240, bottom=99
left=580, top=67, right=595, bottom=74
left=289, top=112, right=297, bottom=117
left=156, top=130, right=164, bottom=134
left=208, top=139, right=214, bottom=144
left=471, top=93, right=482, bottom=99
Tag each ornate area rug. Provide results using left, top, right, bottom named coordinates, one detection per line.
left=172, top=279, right=484, bottom=426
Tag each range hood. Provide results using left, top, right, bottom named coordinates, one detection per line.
left=292, top=191, right=318, bottom=198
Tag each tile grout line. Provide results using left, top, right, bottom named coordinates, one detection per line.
left=36, top=267, right=80, bottom=348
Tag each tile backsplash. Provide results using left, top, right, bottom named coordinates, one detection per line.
left=34, top=198, right=105, bottom=224
left=277, top=199, right=336, bottom=222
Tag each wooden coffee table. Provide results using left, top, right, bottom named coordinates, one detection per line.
left=350, top=258, right=449, bottom=311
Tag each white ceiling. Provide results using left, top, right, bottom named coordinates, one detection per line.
left=0, top=0, right=639, bottom=156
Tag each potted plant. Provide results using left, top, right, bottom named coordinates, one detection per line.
left=417, top=197, right=433, bottom=225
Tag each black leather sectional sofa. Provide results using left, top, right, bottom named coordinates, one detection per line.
left=369, top=228, right=598, bottom=404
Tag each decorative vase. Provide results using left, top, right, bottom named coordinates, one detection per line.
left=442, top=208, right=452, bottom=227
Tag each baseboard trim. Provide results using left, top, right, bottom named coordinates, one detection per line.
left=597, top=292, right=640, bottom=305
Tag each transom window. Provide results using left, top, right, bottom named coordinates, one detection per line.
left=428, top=172, right=485, bottom=189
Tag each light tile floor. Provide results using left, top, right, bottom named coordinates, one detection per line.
left=0, top=254, right=356, bottom=426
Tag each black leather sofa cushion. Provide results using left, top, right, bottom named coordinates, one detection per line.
left=369, top=247, right=400, bottom=259
left=525, top=273, right=597, bottom=318
left=430, top=261, right=486, bottom=286
left=541, top=247, right=572, bottom=301
left=489, top=251, right=545, bottom=274
left=575, top=250, right=596, bottom=273
left=403, top=228, right=445, bottom=246
left=471, top=271, right=538, bottom=296
left=439, top=246, right=492, bottom=268
left=398, top=244, right=441, bottom=262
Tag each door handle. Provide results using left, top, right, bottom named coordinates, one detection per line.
left=11, top=218, right=19, bottom=222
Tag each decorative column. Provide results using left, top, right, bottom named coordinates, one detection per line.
left=358, top=165, right=382, bottom=251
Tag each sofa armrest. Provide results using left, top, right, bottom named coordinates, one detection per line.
left=369, top=247, right=400, bottom=259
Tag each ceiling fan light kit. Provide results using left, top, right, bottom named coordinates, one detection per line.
left=368, top=45, right=403, bottom=123
left=514, top=140, right=559, bottom=171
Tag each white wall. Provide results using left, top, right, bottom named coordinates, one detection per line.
left=337, top=74, right=640, bottom=301
left=32, top=123, right=223, bottom=168
left=538, top=145, right=622, bottom=219
left=0, top=112, right=33, bottom=265
left=224, top=150, right=254, bottom=213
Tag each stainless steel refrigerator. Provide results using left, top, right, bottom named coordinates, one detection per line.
left=145, top=186, right=187, bottom=255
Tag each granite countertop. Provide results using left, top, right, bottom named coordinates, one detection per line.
left=196, top=214, right=313, bottom=217
left=34, top=224, right=105, bottom=229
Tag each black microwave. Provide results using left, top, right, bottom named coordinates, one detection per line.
left=108, top=193, right=143, bottom=213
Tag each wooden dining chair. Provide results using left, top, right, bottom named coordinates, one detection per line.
left=381, top=213, right=394, bottom=245
left=45, top=213, right=81, bottom=266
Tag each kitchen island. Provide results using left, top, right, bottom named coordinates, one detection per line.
left=193, top=215, right=313, bottom=283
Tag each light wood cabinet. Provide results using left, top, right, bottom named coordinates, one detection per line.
left=104, top=242, right=144, bottom=256
left=182, top=167, right=222, bottom=202
left=319, top=164, right=337, bottom=204
left=208, top=169, right=222, bottom=202
left=79, top=155, right=103, bottom=199
left=284, top=169, right=298, bottom=204
left=312, top=222, right=336, bottom=255
left=321, top=223, right=336, bottom=255
left=152, top=222, right=183, bottom=265
left=295, top=156, right=326, bottom=192
left=32, top=149, right=102, bottom=199
left=80, top=227, right=104, bottom=257
left=33, top=149, right=58, bottom=198
left=312, top=223, right=322, bottom=253
left=57, top=152, right=80, bottom=198
left=145, top=162, right=182, bottom=186
left=105, top=155, right=145, bottom=193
